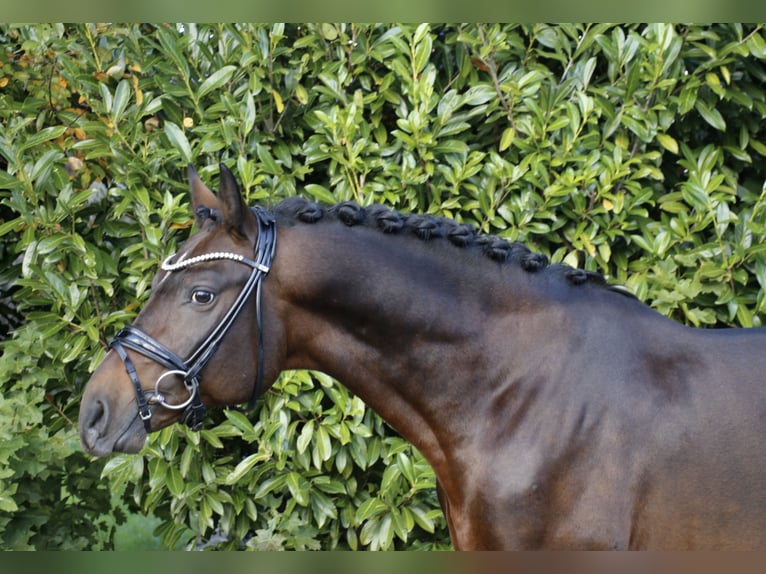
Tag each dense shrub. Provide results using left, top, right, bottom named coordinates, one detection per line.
left=1, top=23, right=766, bottom=549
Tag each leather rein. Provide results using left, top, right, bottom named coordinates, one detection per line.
left=109, top=206, right=277, bottom=432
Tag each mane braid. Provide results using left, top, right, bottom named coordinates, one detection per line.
left=270, top=196, right=623, bottom=293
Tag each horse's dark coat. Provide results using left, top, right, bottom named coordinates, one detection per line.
left=79, top=166, right=766, bottom=549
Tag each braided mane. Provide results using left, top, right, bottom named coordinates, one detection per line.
left=268, top=196, right=627, bottom=293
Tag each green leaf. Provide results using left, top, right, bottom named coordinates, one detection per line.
left=676, top=82, right=698, bottom=114
left=462, top=84, right=495, bottom=106
left=434, top=139, right=469, bottom=154
left=356, top=497, right=387, bottom=522
left=164, top=121, right=192, bottom=163
left=304, top=184, right=336, bottom=204
left=362, top=513, right=393, bottom=550
left=223, top=408, right=254, bottom=434
left=413, top=23, right=430, bottom=45
left=750, top=139, right=766, bottom=157
left=319, top=23, right=338, bottom=41
left=205, top=492, right=225, bottom=517
left=225, top=452, right=269, bottom=484
left=297, top=420, right=314, bottom=454
left=396, top=452, right=416, bottom=485
left=409, top=504, right=436, bottom=533
left=61, top=334, right=89, bottom=363
left=0, top=493, right=18, bottom=513
left=0, top=216, right=23, bottom=238
left=253, top=474, right=288, bottom=500
left=413, top=31, right=432, bottom=75
left=200, top=429, right=224, bottom=448
left=310, top=490, right=338, bottom=528
left=315, top=425, right=332, bottom=463
left=111, top=79, right=131, bottom=123
left=196, top=65, right=237, bottom=99
left=243, top=91, right=256, bottom=136
left=746, top=31, right=766, bottom=58
left=380, top=464, right=401, bottom=493
left=19, top=126, right=67, bottom=152
left=580, top=56, right=597, bottom=88
left=256, top=144, right=281, bottom=175
left=695, top=100, right=726, bottom=131
left=157, top=26, right=189, bottom=78
left=286, top=471, right=310, bottom=506
left=0, top=169, right=21, bottom=190
left=101, top=454, right=144, bottom=484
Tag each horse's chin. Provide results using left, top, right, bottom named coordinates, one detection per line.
left=113, top=427, right=148, bottom=455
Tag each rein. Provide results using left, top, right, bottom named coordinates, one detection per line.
left=109, top=206, right=277, bottom=432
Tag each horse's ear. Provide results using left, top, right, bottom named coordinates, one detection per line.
left=189, top=164, right=219, bottom=227
left=218, top=163, right=254, bottom=238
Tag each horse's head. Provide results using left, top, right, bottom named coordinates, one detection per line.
left=79, top=165, right=277, bottom=457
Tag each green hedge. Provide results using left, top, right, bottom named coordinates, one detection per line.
left=1, top=23, right=766, bottom=550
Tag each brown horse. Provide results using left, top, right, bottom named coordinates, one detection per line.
left=79, top=164, right=766, bottom=550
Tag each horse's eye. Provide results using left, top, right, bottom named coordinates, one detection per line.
left=191, top=289, right=215, bottom=305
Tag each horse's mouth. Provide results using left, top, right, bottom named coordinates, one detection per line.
left=81, top=413, right=147, bottom=457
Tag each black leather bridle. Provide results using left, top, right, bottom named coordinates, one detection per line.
left=109, top=206, right=277, bottom=432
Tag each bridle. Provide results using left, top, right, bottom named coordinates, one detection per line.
left=109, top=206, right=277, bottom=432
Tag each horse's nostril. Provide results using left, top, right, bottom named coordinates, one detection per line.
left=84, top=397, right=108, bottom=436
left=79, top=395, right=118, bottom=456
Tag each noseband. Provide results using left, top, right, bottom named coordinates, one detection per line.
left=109, top=206, right=277, bottom=432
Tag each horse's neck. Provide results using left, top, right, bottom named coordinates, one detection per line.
left=276, top=222, right=483, bottom=360
left=269, top=222, right=544, bottom=456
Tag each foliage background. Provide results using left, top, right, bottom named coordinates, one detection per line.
left=1, top=23, right=766, bottom=550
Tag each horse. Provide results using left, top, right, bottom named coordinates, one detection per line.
left=79, top=164, right=766, bottom=550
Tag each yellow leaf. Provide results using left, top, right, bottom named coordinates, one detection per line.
left=170, top=221, right=193, bottom=230
left=602, top=198, right=614, bottom=211
left=657, top=133, right=679, bottom=154
left=272, top=89, right=284, bottom=113
left=563, top=251, right=580, bottom=268
left=0, top=77, right=8, bottom=88
left=750, top=139, right=766, bottom=157
left=721, top=65, right=731, bottom=85
left=499, top=127, right=515, bottom=152
left=598, top=242, right=612, bottom=263
left=615, top=132, right=629, bottom=150
left=705, top=72, right=721, bottom=89
left=132, top=74, right=143, bottom=106
left=581, top=236, right=596, bottom=257
left=295, top=84, right=308, bottom=105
